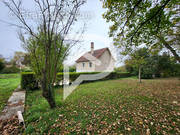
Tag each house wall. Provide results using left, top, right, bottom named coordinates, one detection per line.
left=76, top=61, right=95, bottom=72
left=76, top=50, right=115, bottom=73
left=95, top=50, right=115, bottom=72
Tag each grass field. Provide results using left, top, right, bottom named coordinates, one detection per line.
left=25, top=78, right=180, bottom=134
left=0, top=74, right=20, bottom=112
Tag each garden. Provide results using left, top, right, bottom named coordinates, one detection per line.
left=24, top=77, right=180, bottom=134
left=0, top=72, right=179, bottom=134
left=0, top=0, right=180, bottom=134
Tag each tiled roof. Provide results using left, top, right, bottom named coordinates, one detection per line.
left=76, top=48, right=108, bottom=63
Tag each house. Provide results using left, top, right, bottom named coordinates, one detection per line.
left=76, top=42, right=115, bottom=72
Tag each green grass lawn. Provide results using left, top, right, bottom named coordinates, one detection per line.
left=0, top=74, right=20, bottom=112
left=24, top=78, right=180, bottom=134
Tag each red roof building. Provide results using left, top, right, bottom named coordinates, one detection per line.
left=76, top=42, right=115, bottom=72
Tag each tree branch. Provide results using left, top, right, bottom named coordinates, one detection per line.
left=130, top=0, right=171, bottom=42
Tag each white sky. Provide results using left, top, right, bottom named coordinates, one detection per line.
left=0, top=0, right=121, bottom=66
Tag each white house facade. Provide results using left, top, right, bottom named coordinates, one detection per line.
left=76, top=42, right=115, bottom=72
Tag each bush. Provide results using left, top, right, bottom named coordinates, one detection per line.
left=69, top=66, right=76, bottom=72
left=1, top=66, right=20, bottom=74
left=22, top=72, right=132, bottom=90
left=21, top=72, right=38, bottom=90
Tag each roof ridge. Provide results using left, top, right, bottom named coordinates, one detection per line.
left=76, top=47, right=109, bottom=63
left=87, top=47, right=108, bottom=53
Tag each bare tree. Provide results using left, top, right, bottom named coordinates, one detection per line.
left=3, top=0, right=86, bottom=108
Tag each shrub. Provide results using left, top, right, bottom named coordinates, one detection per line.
left=21, top=72, right=38, bottom=90
left=1, top=66, right=20, bottom=74
left=69, top=66, right=76, bottom=72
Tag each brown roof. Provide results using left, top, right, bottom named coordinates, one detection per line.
left=76, top=48, right=109, bottom=63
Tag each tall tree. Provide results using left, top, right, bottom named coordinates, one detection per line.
left=101, top=0, right=180, bottom=62
left=4, top=0, right=86, bottom=108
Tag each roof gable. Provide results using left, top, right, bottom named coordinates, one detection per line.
left=76, top=48, right=110, bottom=63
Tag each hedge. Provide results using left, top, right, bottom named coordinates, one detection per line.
left=1, top=66, right=20, bottom=74
left=56, top=72, right=101, bottom=82
left=21, top=72, right=132, bottom=90
left=141, top=74, right=153, bottom=79
left=21, top=72, right=38, bottom=90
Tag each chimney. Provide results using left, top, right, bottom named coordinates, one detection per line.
left=91, top=42, right=94, bottom=54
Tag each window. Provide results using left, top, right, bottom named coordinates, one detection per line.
left=89, top=62, right=92, bottom=67
left=82, top=63, right=85, bottom=67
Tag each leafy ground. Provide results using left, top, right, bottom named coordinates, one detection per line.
left=25, top=78, right=180, bottom=134
left=0, top=115, right=24, bottom=134
left=0, top=74, right=20, bottom=112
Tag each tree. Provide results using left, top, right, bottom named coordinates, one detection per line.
left=125, top=51, right=180, bottom=78
left=11, top=51, right=25, bottom=67
left=11, top=52, right=31, bottom=67
left=124, top=59, right=135, bottom=74
left=0, top=55, right=5, bottom=72
left=101, top=0, right=180, bottom=62
left=114, top=66, right=127, bottom=72
left=21, top=31, right=69, bottom=78
left=4, top=0, right=86, bottom=108
left=126, top=48, right=150, bottom=83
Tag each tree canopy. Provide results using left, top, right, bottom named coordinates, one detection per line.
left=20, top=31, right=68, bottom=80
left=102, top=0, right=180, bottom=62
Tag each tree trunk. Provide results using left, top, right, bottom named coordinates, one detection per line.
left=139, top=66, right=142, bottom=83
left=41, top=73, right=56, bottom=109
left=42, top=87, right=56, bottom=108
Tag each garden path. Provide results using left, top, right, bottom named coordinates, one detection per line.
left=0, top=88, right=25, bottom=120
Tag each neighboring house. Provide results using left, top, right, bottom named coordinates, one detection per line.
left=76, top=42, right=115, bottom=72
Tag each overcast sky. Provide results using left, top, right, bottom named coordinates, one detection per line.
left=0, top=0, right=120, bottom=65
